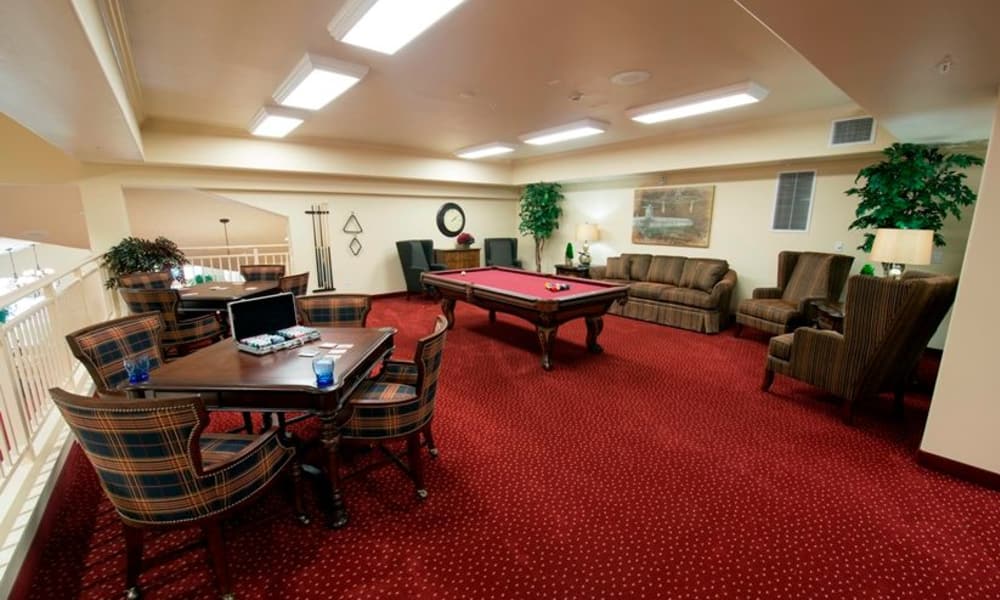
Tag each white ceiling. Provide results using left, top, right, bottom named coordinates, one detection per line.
left=123, top=0, right=853, bottom=159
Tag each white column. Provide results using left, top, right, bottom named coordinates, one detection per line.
left=78, top=176, right=132, bottom=253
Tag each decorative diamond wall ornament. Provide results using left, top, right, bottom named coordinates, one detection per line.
left=349, top=236, right=362, bottom=256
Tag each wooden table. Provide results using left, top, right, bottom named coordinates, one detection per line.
left=554, top=264, right=591, bottom=278
left=178, top=281, right=280, bottom=313
left=813, top=301, right=845, bottom=333
left=421, top=267, right=628, bottom=371
left=127, top=327, right=396, bottom=528
left=434, top=247, right=481, bottom=270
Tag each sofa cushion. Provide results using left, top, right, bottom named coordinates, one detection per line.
left=646, top=256, right=686, bottom=285
left=628, top=282, right=671, bottom=301
left=605, top=256, right=630, bottom=280
left=782, top=253, right=832, bottom=302
left=622, top=254, right=652, bottom=281
left=679, top=259, right=729, bottom=293
left=658, top=286, right=716, bottom=309
left=768, top=333, right=794, bottom=361
left=738, top=298, right=798, bottom=324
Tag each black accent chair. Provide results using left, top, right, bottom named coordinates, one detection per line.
left=484, top=238, right=522, bottom=268
left=396, top=240, right=446, bottom=299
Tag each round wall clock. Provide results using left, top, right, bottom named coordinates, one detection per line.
left=436, top=202, right=466, bottom=237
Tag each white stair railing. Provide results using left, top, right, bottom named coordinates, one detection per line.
left=180, top=244, right=290, bottom=282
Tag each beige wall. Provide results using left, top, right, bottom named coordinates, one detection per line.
left=0, top=184, right=89, bottom=248
left=124, top=188, right=288, bottom=248
left=921, top=100, right=1000, bottom=475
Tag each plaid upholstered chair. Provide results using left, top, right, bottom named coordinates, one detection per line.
left=736, top=251, right=854, bottom=337
left=118, top=271, right=172, bottom=289
left=239, top=264, right=285, bottom=282
left=762, top=272, right=959, bottom=422
left=50, top=388, right=305, bottom=600
left=484, top=238, right=522, bottom=268
left=278, top=272, right=310, bottom=296
left=296, top=294, right=372, bottom=327
left=341, top=315, right=448, bottom=498
left=66, top=312, right=166, bottom=394
left=119, top=288, right=222, bottom=357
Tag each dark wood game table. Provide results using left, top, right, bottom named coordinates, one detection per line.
left=421, top=266, right=628, bottom=370
left=178, top=281, right=280, bottom=313
left=127, top=326, right=396, bottom=528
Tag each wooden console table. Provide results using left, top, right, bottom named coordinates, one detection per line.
left=435, top=248, right=481, bottom=270
left=555, top=264, right=591, bottom=279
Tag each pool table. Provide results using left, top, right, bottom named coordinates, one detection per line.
left=420, top=267, right=628, bottom=370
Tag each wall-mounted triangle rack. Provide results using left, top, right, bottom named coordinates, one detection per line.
left=343, top=211, right=363, bottom=256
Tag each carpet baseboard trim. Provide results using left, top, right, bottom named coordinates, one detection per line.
left=916, top=450, right=1000, bottom=491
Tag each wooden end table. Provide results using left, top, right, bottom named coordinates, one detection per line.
left=554, top=264, right=591, bottom=279
left=813, top=301, right=845, bottom=333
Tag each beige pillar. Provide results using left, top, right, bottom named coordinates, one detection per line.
left=78, top=176, right=132, bottom=252
left=920, top=96, right=1000, bottom=475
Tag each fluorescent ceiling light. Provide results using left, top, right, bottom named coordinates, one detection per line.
left=626, top=81, right=770, bottom=124
left=249, top=107, right=306, bottom=138
left=519, top=118, right=609, bottom=146
left=329, top=0, right=465, bottom=55
left=455, top=142, right=517, bottom=160
left=274, top=54, right=369, bottom=110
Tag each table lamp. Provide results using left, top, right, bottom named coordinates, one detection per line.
left=576, top=223, right=600, bottom=266
left=869, top=228, right=933, bottom=278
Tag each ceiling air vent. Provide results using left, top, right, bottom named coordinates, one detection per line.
left=830, top=116, right=876, bottom=146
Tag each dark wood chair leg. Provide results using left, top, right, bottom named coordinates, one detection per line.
left=122, top=522, right=144, bottom=600
left=241, top=412, right=254, bottom=433
left=422, top=424, right=438, bottom=458
left=407, top=433, right=427, bottom=499
left=761, top=368, right=775, bottom=391
left=291, top=461, right=310, bottom=525
left=734, top=323, right=743, bottom=338
left=203, top=521, right=234, bottom=600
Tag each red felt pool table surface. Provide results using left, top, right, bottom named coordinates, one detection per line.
left=421, top=267, right=629, bottom=370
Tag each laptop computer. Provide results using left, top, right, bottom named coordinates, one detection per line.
left=228, top=292, right=320, bottom=355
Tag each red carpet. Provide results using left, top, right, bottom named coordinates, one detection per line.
left=25, top=297, right=1000, bottom=599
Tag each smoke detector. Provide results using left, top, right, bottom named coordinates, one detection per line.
left=610, top=70, right=651, bottom=86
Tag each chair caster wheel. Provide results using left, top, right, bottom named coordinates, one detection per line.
left=428, top=447, right=439, bottom=458
left=416, top=488, right=428, bottom=500
left=126, top=587, right=141, bottom=600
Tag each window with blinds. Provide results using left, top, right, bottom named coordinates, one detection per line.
left=771, top=171, right=815, bottom=231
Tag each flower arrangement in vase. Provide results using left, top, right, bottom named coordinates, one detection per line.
left=456, top=232, right=475, bottom=249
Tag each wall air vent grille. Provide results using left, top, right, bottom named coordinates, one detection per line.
left=830, top=117, right=876, bottom=146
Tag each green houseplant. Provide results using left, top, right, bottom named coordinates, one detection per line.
left=847, top=142, right=983, bottom=252
left=102, top=236, right=187, bottom=288
left=518, top=182, right=564, bottom=272
left=564, top=242, right=574, bottom=266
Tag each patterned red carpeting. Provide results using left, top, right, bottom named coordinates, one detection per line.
left=25, top=297, right=1000, bottom=599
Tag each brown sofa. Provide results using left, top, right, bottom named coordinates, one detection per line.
left=589, top=253, right=737, bottom=333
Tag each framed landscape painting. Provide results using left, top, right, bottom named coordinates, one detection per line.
left=631, top=185, right=715, bottom=248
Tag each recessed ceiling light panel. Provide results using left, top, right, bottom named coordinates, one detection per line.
left=455, top=142, right=517, bottom=160
left=329, top=0, right=466, bottom=55
left=518, top=118, right=609, bottom=146
left=626, top=81, right=769, bottom=124
left=249, top=107, right=306, bottom=138
left=274, top=54, right=369, bottom=111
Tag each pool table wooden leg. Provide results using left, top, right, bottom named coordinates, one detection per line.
left=440, top=298, right=456, bottom=329
left=488, top=310, right=496, bottom=323
left=585, top=316, right=604, bottom=353
left=536, top=326, right=557, bottom=371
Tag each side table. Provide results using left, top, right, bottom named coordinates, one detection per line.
left=555, top=264, right=591, bottom=278
left=812, top=301, right=845, bottom=333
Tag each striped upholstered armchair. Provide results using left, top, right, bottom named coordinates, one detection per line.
left=341, top=315, right=448, bottom=498
left=296, top=293, right=372, bottom=327
left=119, top=288, right=222, bottom=356
left=66, top=312, right=166, bottom=394
left=736, top=251, right=854, bottom=337
left=118, top=271, right=172, bottom=289
left=240, top=264, right=285, bottom=282
left=50, top=388, right=304, bottom=600
left=762, top=272, right=959, bottom=422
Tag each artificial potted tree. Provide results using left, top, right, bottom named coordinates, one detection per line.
left=102, top=236, right=188, bottom=288
left=847, top=143, right=983, bottom=253
left=564, top=242, right=574, bottom=267
left=518, top=182, right=564, bottom=272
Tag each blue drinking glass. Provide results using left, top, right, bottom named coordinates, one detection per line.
left=135, top=354, right=151, bottom=382
left=312, top=357, right=335, bottom=387
left=123, top=358, right=140, bottom=384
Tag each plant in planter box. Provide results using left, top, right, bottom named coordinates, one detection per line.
left=847, top=142, right=983, bottom=252
left=102, top=236, right=187, bottom=288
left=518, top=182, right=564, bottom=272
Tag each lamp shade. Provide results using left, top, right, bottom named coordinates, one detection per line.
left=869, top=228, right=933, bottom=265
left=576, top=223, right=600, bottom=242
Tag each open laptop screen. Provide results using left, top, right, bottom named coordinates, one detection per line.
left=228, top=292, right=298, bottom=341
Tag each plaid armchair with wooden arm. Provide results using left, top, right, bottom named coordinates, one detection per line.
left=119, top=288, right=222, bottom=356
left=279, top=272, right=310, bottom=296
left=50, top=388, right=305, bottom=600
left=296, top=294, right=372, bottom=327
left=118, top=271, right=172, bottom=289
left=736, top=251, right=854, bottom=337
left=240, top=264, right=286, bottom=282
left=762, top=272, right=959, bottom=422
left=66, top=312, right=166, bottom=394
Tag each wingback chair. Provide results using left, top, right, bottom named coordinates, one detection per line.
left=278, top=272, right=310, bottom=296
left=118, top=271, right=172, bottom=289
left=119, top=288, right=222, bottom=356
left=240, top=264, right=286, bottom=282
left=736, top=251, right=854, bottom=337
left=762, top=272, right=959, bottom=422
left=296, top=294, right=372, bottom=327
left=484, top=237, right=522, bottom=268
left=66, top=312, right=166, bottom=394
left=341, top=315, right=448, bottom=498
left=396, top=239, right=446, bottom=299
left=50, top=388, right=305, bottom=600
